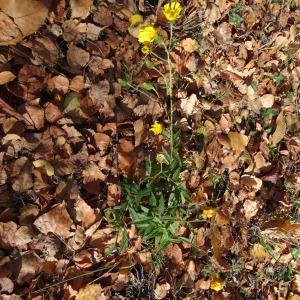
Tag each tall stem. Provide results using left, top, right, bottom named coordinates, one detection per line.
left=166, top=23, right=174, bottom=155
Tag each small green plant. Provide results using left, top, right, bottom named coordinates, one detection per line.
left=273, top=72, right=285, bottom=86
left=268, top=145, right=277, bottom=160
left=260, top=108, right=279, bottom=124
left=229, top=2, right=244, bottom=28
left=107, top=137, right=191, bottom=250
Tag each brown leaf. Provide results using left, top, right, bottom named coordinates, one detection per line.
left=228, top=132, right=249, bottom=157
left=0, top=221, right=17, bottom=247
left=262, top=219, right=300, bottom=233
left=74, top=250, right=93, bottom=269
left=211, top=223, right=229, bottom=269
left=243, top=199, right=258, bottom=221
left=93, top=6, right=113, bottom=26
left=34, top=203, right=73, bottom=238
left=259, top=94, right=274, bottom=108
left=107, top=184, right=121, bottom=207
left=93, top=133, right=111, bottom=155
left=134, top=119, right=145, bottom=147
left=0, top=0, right=51, bottom=45
left=70, top=0, right=93, bottom=19
left=67, top=44, right=90, bottom=70
left=14, top=226, right=34, bottom=246
left=82, top=162, right=107, bottom=183
left=0, top=71, right=15, bottom=85
left=271, top=111, right=286, bottom=145
left=11, top=157, right=33, bottom=192
left=17, top=251, right=42, bottom=284
left=44, top=102, right=63, bottom=123
left=74, top=198, right=98, bottom=229
left=214, top=22, right=232, bottom=45
left=0, top=277, right=14, bottom=294
left=154, top=282, right=170, bottom=300
left=29, top=37, right=60, bottom=65
left=23, top=104, right=45, bottom=129
left=181, top=38, right=199, bottom=53
left=47, top=75, right=69, bottom=94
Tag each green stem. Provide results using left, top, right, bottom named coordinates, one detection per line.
left=165, top=23, right=174, bottom=156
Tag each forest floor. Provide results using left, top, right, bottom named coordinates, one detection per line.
left=0, top=0, right=299, bottom=299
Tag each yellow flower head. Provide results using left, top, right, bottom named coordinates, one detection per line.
left=210, top=273, right=225, bottom=292
left=163, top=1, right=182, bottom=22
left=130, top=14, right=143, bottom=27
left=138, top=25, right=157, bottom=44
left=156, top=153, right=167, bottom=164
left=150, top=121, right=163, bottom=135
left=202, top=207, right=216, bottom=219
left=141, top=44, right=151, bottom=54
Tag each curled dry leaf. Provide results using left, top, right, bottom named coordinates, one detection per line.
left=0, top=221, right=17, bottom=247
left=180, top=93, right=198, bottom=117
left=44, top=102, right=63, bottom=123
left=181, top=38, right=199, bottom=53
left=272, top=111, right=286, bottom=146
left=14, top=225, right=34, bottom=246
left=0, top=71, right=16, bottom=85
left=10, top=157, right=33, bottom=192
left=17, top=251, right=42, bottom=285
left=228, top=132, right=249, bottom=157
left=76, top=284, right=105, bottom=300
left=74, top=198, right=97, bottom=229
left=243, top=199, right=258, bottom=221
left=0, top=277, right=14, bottom=294
left=67, top=44, right=90, bottom=71
left=0, top=0, right=51, bottom=45
left=33, top=159, right=54, bottom=176
left=23, top=104, right=45, bottom=129
left=34, top=203, right=73, bottom=238
left=259, top=94, right=274, bottom=108
left=47, top=75, right=69, bottom=94
left=82, top=162, right=107, bottom=183
left=107, top=184, right=121, bottom=207
left=70, top=0, right=93, bottom=19
left=74, top=249, right=93, bottom=269
left=28, top=37, right=60, bottom=65
left=154, top=282, right=170, bottom=300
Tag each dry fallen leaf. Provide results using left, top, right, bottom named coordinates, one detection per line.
left=0, top=221, right=17, bottom=247
left=272, top=111, right=286, bottom=145
left=33, top=159, right=54, bottom=176
left=181, top=38, right=199, bottom=53
left=17, top=251, right=42, bottom=284
left=70, top=0, right=93, bottom=19
left=0, top=71, right=15, bottom=85
left=0, top=0, right=51, bottom=45
left=154, top=282, right=170, bottom=300
left=228, top=132, right=249, bottom=157
left=34, top=203, right=73, bottom=238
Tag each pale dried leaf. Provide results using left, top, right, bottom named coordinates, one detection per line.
left=0, top=0, right=51, bottom=45
left=154, top=282, right=170, bottom=300
left=0, top=70, right=15, bottom=85
left=34, top=204, right=73, bottom=238
left=228, top=132, right=249, bottom=157
left=70, top=0, right=93, bottom=19
left=272, top=111, right=286, bottom=145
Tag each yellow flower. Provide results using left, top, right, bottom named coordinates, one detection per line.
left=130, top=14, right=143, bottom=27
left=156, top=153, right=166, bottom=164
left=138, top=25, right=157, bottom=44
left=163, top=1, right=182, bottom=22
left=141, top=44, right=151, bottom=54
left=150, top=121, right=163, bottom=135
left=210, top=273, right=225, bottom=292
left=202, top=207, right=216, bottom=219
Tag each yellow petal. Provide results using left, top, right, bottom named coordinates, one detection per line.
left=130, top=14, right=143, bottom=26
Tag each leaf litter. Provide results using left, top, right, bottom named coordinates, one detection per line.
left=0, top=0, right=299, bottom=299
